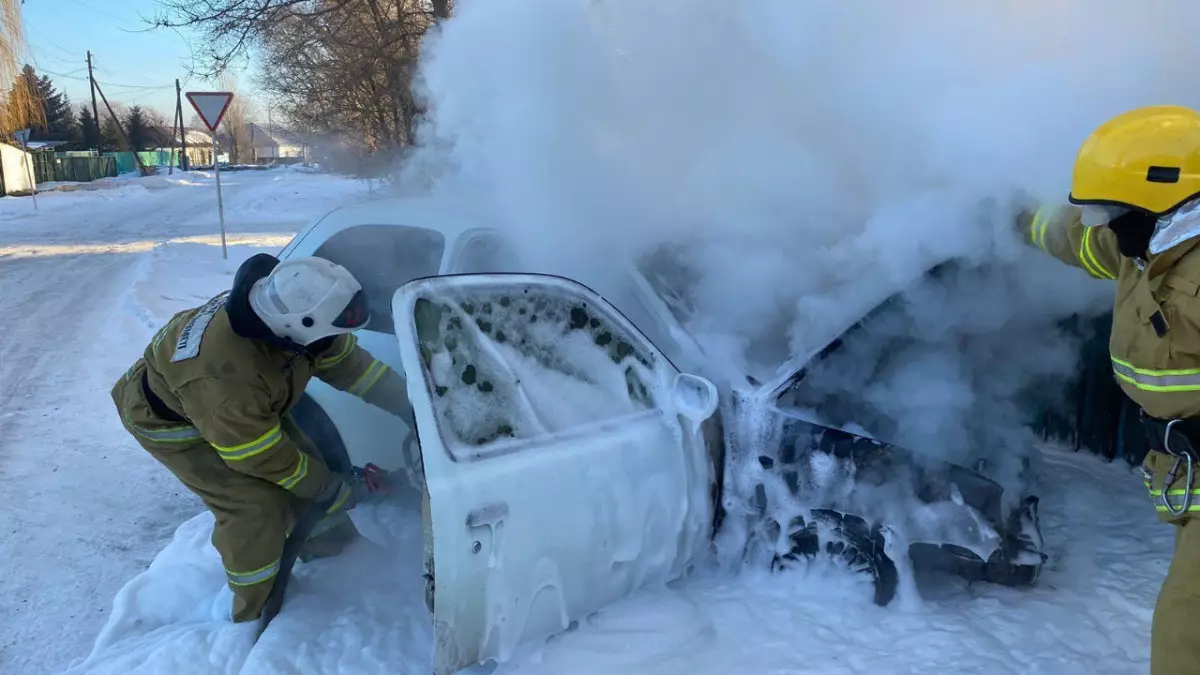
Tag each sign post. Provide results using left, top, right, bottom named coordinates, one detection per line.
left=185, top=91, right=235, bottom=260
left=14, top=128, right=37, bottom=211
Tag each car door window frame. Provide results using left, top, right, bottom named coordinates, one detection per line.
left=399, top=272, right=684, bottom=463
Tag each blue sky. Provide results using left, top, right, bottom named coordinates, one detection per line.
left=22, top=0, right=258, bottom=121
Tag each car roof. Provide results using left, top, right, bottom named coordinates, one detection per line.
left=306, top=195, right=491, bottom=243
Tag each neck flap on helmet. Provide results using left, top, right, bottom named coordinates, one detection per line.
left=1150, top=196, right=1200, bottom=255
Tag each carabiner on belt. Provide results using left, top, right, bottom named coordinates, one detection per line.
left=1161, top=419, right=1196, bottom=517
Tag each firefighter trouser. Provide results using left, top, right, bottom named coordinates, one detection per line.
left=1143, top=448, right=1200, bottom=674
left=111, top=367, right=359, bottom=622
left=1152, top=520, right=1200, bottom=674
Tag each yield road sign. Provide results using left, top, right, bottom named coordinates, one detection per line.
left=186, top=92, right=234, bottom=132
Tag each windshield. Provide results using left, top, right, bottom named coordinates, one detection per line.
left=635, top=239, right=795, bottom=382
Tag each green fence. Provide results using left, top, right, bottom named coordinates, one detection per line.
left=31, top=153, right=118, bottom=184
left=139, top=150, right=182, bottom=168
left=107, top=152, right=137, bottom=175
left=102, top=151, right=183, bottom=174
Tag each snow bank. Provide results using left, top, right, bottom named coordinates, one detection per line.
left=124, top=237, right=295, bottom=331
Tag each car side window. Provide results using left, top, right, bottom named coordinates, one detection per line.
left=313, top=224, right=446, bottom=333
left=412, top=282, right=659, bottom=459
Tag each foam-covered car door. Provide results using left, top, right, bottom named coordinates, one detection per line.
left=392, top=273, right=721, bottom=675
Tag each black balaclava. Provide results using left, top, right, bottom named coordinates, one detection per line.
left=1106, top=210, right=1157, bottom=259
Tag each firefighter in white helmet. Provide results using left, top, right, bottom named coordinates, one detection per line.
left=110, top=254, right=414, bottom=622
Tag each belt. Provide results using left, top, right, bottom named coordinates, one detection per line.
left=140, top=370, right=189, bottom=424
left=1140, top=411, right=1200, bottom=458
left=1141, top=411, right=1200, bottom=517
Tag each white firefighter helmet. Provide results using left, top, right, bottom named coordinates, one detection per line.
left=249, top=256, right=370, bottom=345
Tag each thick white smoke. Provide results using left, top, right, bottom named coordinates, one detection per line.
left=396, top=0, right=1200, bottom=535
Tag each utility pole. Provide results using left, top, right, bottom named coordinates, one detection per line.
left=86, top=51, right=101, bottom=148
left=91, top=78, right=148, bottom=175
left=168, top=93, right=178, bottom=175
left=176, top=79, right=188, bottom=170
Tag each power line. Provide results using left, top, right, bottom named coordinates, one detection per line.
left=38, top=67, right=90, bottom=82
left=28, top=46, right=83, bottom=70
left=61, top=0, right=128, bottom=24
left=25, top=21, right=76, bottom=60
left=95, top=79, right=174, bottom=92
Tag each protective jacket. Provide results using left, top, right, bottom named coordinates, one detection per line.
left=126, top=255, right=413, bottom=501
left=1021, top=204, right=1200, bottom=420
left=1020, top=204, right=1200, bottom=521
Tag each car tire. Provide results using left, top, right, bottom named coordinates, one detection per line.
left=290, top=394, right=353, bottom=475
left=770, top=510, right=899, bottom=607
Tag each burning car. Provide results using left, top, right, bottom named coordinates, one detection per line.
left=277, top=197, right=1047, bottom=673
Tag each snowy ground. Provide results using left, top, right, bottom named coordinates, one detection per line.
left=0, top=171, right=1174, bottom=674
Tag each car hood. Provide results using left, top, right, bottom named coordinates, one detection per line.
left=629, top=233, right=949, bottom=395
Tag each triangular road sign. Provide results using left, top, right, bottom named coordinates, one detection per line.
left=186, top=91, right=235, bottom=132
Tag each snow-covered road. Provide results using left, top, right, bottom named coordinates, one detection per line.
left=0, top=170, right=372, bottom=674
left=0, top=169, right=1178, bottom=675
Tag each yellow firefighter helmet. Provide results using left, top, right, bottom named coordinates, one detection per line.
left=1069, top=105, right=1200, bottom=217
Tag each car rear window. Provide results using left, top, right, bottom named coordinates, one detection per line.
left=313, top=224, right=445, bottom=333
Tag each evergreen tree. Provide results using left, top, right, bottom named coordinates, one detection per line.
left=35, top=73, right=74, bottom=141
left=124, top=105, right=151, bottom=150
left=100, top=115, right=124, bottom=152
left=77, top=104, right=100, bottom=150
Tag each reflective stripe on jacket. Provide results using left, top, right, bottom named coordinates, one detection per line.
left=134, top=295, right=412, bottom=500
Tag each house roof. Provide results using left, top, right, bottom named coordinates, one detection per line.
left=246, top=122, right=306, bottom=148
left=24, top=140, right=70, bottom=151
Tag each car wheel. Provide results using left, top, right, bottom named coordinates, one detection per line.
left=770, top=510, right=899, bottom=607
left=290, top=394, right=353, bottom=475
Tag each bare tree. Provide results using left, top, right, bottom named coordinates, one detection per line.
left=218, top=72, right=253, bottom=163
left=150, top=0, right=453, bottom=77
left=149, top=0, right=453, bottom=157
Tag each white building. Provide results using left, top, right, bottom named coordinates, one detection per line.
left=247, top=123, right=308, bottom=161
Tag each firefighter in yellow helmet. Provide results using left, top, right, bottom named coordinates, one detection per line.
left=110, top=253, right=414, bottom=623
left=1017, top=105, right=1200, bottom=673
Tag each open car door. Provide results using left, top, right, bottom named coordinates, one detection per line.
left=392, top=273, right=722, bottom=675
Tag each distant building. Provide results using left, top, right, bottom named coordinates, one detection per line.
left=147, top=123, right=309, bottom=167
left=247, top=123, right=308, bottom=162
